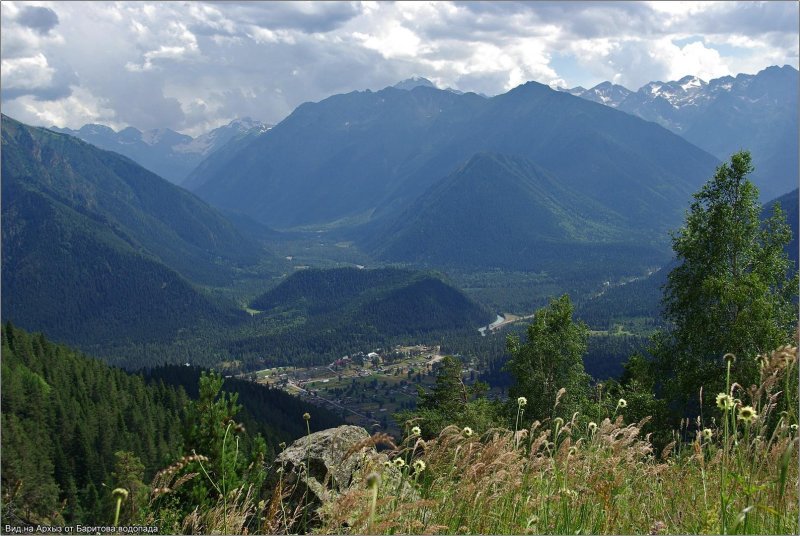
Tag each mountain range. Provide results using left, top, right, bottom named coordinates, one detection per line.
left=186, top=79, right=718, bottom=242
left=50, top=117, right=270, bottom=185
left=561, top=65, right=798, bottom=200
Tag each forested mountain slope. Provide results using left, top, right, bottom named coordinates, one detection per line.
left=232, top=267, right=491, bottom=368
left=365, top=153, right=668, bottom=273
left=1, top=115, right=265, bottom=347
left=0, top=324, right=343, bottom=526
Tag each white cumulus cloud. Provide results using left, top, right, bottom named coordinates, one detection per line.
left=0, top=1, right=796, bottom=134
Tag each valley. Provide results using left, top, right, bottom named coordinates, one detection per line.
left=1, top=31, right=797, bottom=531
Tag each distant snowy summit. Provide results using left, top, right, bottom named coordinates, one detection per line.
left=560, top=65, right=797, bottom=111
left=393, top=76, right=437, bottom=90
left=559, top=65, right=798, bottom=200
left=173, top=117, right=272, bottom=157
left=50, top=117, right=272, bottom=184
left=391, top=76, right=467, bottom=95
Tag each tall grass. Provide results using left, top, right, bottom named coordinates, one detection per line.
left=137, top=344, right=797, bottom=534
left=320, top=344, right=799, bottom=535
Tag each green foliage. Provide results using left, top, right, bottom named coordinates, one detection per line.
left=144, top=365, right=344, bottom=451
left=397, top=355, right=501, bottom=437
left=762, top=188, right=799, bottom=269
left=0, top=323, right=186, bottom=525
left=0, top=325, right=344, bottom=530
left=654, top=151, right=798, bottom=417
left=110, top=451, right=148, bottom=525
left=156, top=370, right=267, bottom=532
left=505, top=295, right=590, bottom=422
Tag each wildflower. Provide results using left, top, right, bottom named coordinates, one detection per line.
left=462, top=426, right=474, bottom=438
left=517, top=396, right=527, bottom=408
left=112, top=488, right=129, bottom=501
left=413, top=459, right=426, bottom=474
left=383, top=460, right=393, bottom=468
left=559, top=488, right=578, bottom=499
left=303, top=412, right=311, bottom=421
left=723, top=353, right=736, bottom=365
left=716, top=393, right=734, bottom=411
left=410, top=426, right=421, bottom=437
left=702, top=428, right=713, bottom=441
left=393, top=457, right=405, bottom=468
left=779, top=346, right=798, bottom=366
left=617, top=398, right=627, bottom=409
left=737, top=406, right=757, bottom=424
left=366, top=472, right=381, bottom=488
left=588, top=422, right=598, bottom=433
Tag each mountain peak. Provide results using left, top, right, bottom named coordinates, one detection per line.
left=393, top=76, right=437, bottom=90
left=676, top=75, right=706, bottom=90
left=227, top=117, right=268, bottom=130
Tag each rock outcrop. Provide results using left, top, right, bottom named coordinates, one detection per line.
left=271, top=425, right=388, bottom=530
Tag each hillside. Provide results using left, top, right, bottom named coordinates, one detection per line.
left=1, top=179, right=227, bottom=347
left=1, top=115, right=266, bottom=347
left=0, top=323, right=343, bottom=526
left=1, top=323, right=187, bottom=524
left=232, top=267, right=491, bottom=368
left=365, top=152, right=668, bottom=274
left=2, top=115, right=262, bottom=285
left=188, top=82, right=718, bottom=234
left=577, top=187, right=799, bottom=329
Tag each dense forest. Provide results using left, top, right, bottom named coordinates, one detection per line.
left=1, top=323, right=186, bottom=525
left=228, top=267, right=492, bottom=369
left=0, top=324, right=342, bottom=527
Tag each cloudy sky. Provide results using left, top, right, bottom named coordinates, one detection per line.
left=2, top=1, right=797, bottom=136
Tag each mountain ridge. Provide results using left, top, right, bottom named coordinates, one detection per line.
left=1, top=114, right=264, bottom=349
left=560, top=65, right=798, bottom=199
left=50, top=117, right=271, bottom=184
left=187, top=79, right=718, bottom=237
left=364, top=152, right=669, bottom=274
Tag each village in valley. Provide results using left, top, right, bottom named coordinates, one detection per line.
left=244, top=344, right=480, bottom=434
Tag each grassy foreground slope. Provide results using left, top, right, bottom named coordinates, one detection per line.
left=319, top=344, right=799, bottom=535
